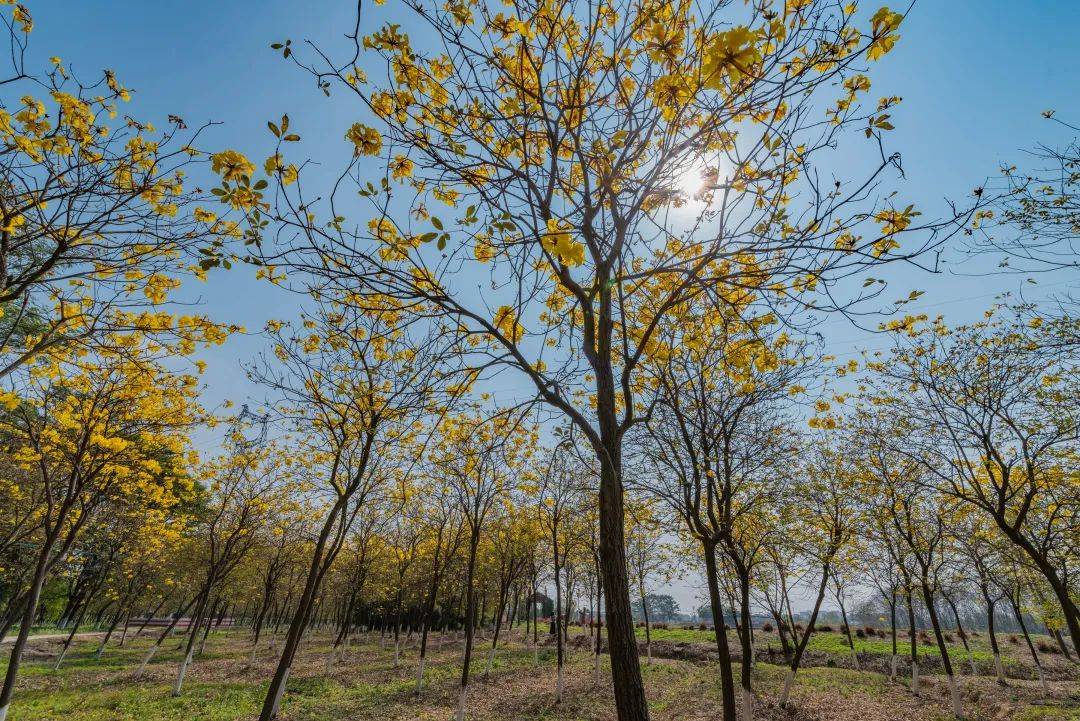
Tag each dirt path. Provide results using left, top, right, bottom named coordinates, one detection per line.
left=0, top=631, right=105, bottom=645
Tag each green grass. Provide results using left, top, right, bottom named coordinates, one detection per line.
left=634, top=624, right=1034, bottom=664
left=2, top=627, right=1077, bottom=721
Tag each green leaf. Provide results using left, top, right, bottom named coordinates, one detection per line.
left=432, top=216, right=443, bottom=230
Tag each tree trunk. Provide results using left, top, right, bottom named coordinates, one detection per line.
left=984, top=596, right=1005, bottom=684
left=945, top=597, right=976, bottom=675
left=54, top=599, right=91, bottom=670
left=137, top=597, right=196, bottom=678
left=702, top=542, right=737, bottom=720
left=553, top=537, right=565, bottom=703
left=888, top=595, right=898, bottom=681
left=95, top=607, right=125, bottom=659
left=455, top=525, right=482, bottom=721
left=638, top=578, right=651, bottom=665
left=595, top=442, right=648, bottom=721
left=837, top=593, right=859, bottom=671
left=1009, top=594, right=1047, bottom=697
left=779, top=560, right=830, bottom=707
left=738, top=569, right=754, bottom=721
left=259, top=494, right=349, bottom=721
left=907, top=587, right=920, bottom=696
left=921, top=583, right=961, bottom=718
left=133, top=596, right=168, bottom=640
left=998, top=521, right=1080, bottom=650
left=0, top=531, right=55, bottom=721
left=173, top=585, right=213, bottom=696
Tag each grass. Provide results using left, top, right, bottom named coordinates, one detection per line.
left=635, top=624, right=1036, bottom=665
left=1, top=626, right=1077, bottom=721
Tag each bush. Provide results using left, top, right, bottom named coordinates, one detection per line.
left=794, top=623, right=804, bottom=632
left=1036, top=640, right=1059, bottom=654
left=877, top=629, right=888, bottom=639
left=1008, top=634, right=1019, bottom=644
left=855, top=629, right=866, bottom=639
left=762, top=622, right=774, bottom=633
left=654, top=622, right=669, bottom=630
left=817, top=625, right=833, bottom=633
left=863, top=625, right=876, bottom=635
left=840, top=624, right=849, bottom=636
left=698, top=624, right=708, bottom=631
left=944, top=632, right=955, bottom=643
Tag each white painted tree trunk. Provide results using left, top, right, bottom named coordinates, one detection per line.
left=779, top=668, right=795, bottom=706
left=269, top=666, right=291, bottom=719
left=556, top=664, right=564, bottom=703
left=53, top=646, right=69, bottom=670
left=889, top=654, right=897, bottom=681
left=993, top=652, right=1005, bottom=684
left=741, top=687, right=754, bottom=721
left=136, top=644, right=159, bottom=678
left=173, top=649, right=193, bottom=696
left=593, top=651, right=600, bottom=685
left=485, top=645, right=496, bottom=675
left=393, top=639, right=400, bottom=668
left=1036, top=663, right=1048, bottom=696
left=455, top=684, right=468, bottom=721
left=0, top=701, right=9, bottom=721
left=250, top=643, right=258, bottom=664
left=967, top=651, right=977, bottom=677
left=415, top=656, right=425, bottom=693
left=850, top=648, right=860, bottom=671
left=911, top=659, right=920, bottom=696
left=946, top=674, right=962, bottom=718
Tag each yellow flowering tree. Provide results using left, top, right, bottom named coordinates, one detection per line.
left=223, top=2, right=982, bottom=716
left=0, top=338, right=202, bottom=720
left=861, top=306, right=1080, bottom=652
left=0, top=3, right=239, bottom=381
left=249, top=298, right=447, bottom=721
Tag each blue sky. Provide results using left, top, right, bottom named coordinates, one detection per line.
left=33, top=1, right=1080, bottom=403
left=28, top=2, right=1080, bottom=606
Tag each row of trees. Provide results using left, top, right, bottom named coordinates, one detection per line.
left=3, top=293, right=1074, bottom=721
left=1, top=1, right=1076, bottom=721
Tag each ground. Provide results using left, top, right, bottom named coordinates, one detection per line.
left=3, top=624, right=1078, bottom=720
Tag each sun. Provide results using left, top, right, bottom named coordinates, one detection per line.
left=673, top=158, right=727, bottom=208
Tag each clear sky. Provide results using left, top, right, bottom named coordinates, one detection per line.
left=29, top=0, right=1080, bottom=611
